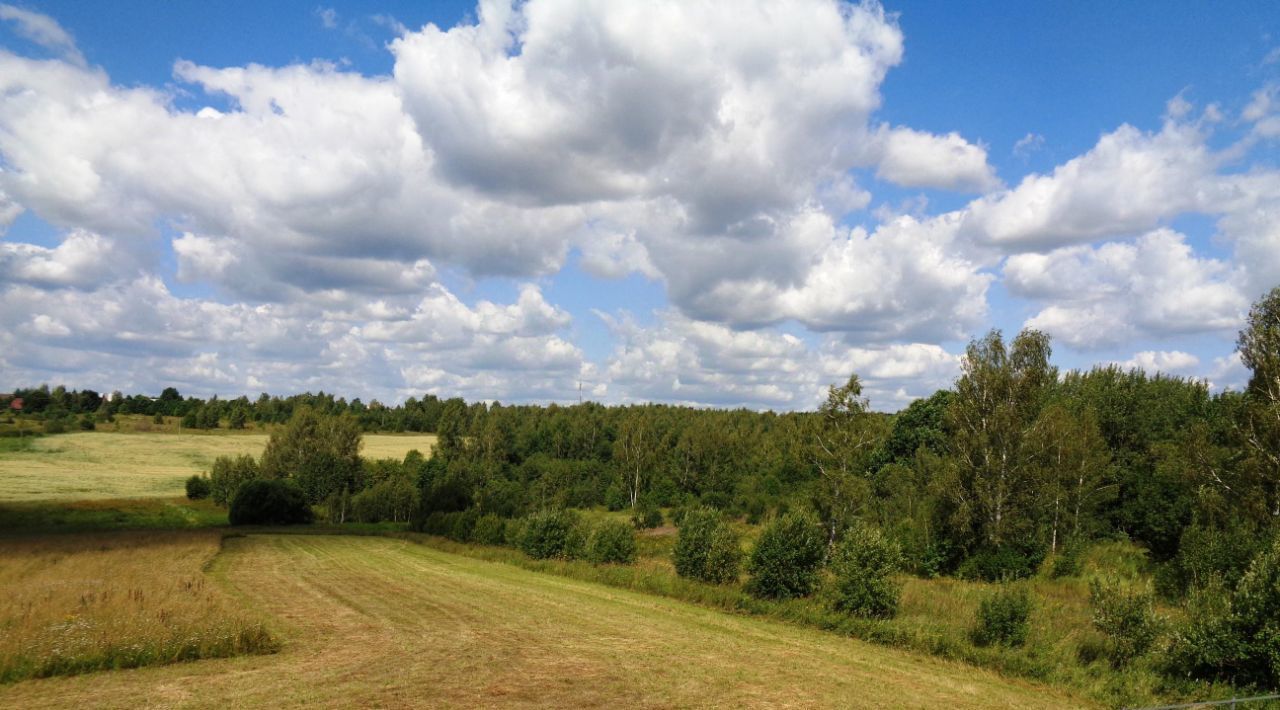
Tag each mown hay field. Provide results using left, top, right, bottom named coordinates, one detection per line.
left=0, top=531, right=277, bottom=684
left=0, top=432, right=437, bottom=501
left=0, top=534, right=1091, bottom=708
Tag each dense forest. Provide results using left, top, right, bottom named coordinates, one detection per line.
left=8, top=289, right=1280, bottom=600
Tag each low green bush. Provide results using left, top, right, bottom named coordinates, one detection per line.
left=184, top=474, right=211, bottom=500
left=828, top=523, right=903, bottom=619
left=972, top=585, right=1032, bottom=647
left=1166, top=533, right=1280, bottom=688
left=674, top=508, right=741, bottom=584
left=1089, top=576, right=1162, bottom=666
left=957, top=543, right=1045, bottom=582
left=564, top=518, right=591, bottom=560
left=472, top=514, right=507, bottom=546
left=1050, top=542, right=1084, bottom=579
left=587, top=520, right=637, bottom=564
left=631, top=499, right=663, bottom=529
left=746, top=511, right=825, bottom=600
left=519, top=510, right=578, bottom=559
left=604, top=485, right=628, bottom=512
left=228, top=479, right=313, bottom=526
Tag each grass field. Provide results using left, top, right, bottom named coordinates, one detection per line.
left=0, top=534, right=1090, bottom=708
left=0, top=531, right=276, bottom=683
left=0, top=432, right=437, bottom=501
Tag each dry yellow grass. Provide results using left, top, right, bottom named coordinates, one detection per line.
left=0, top=432, right=437, bottom=501
left=1, top=534, right=1091, bottom=708
left=0, top=531, right=275, bottom=683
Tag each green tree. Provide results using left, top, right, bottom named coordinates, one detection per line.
left=747, top=511, right=826, bottom=599
left=828, top=522, right=904, bottom=618
left=259, top=406, right=363, bottom=504
left=810, top=375, right=884, bottom=544
left=943, top=329, right=1056, bottom=551
left=1028, top=403, right=1112, bottom=552
left=208, top=454, right=260, bottom=506
left=613, top=409, right=656, bottom=508
left=1237, top=286, right=1280, bottom=518
left=674, top=508, right=742, bottom=584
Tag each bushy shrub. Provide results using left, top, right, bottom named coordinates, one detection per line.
left=504, top=517, right=528, bottom=547
left=631, top=499, right=663, bottom=529
left=473, top=514, right=507, bottom=546
left=519, top=510, right=578, bottom=559
left=564, top=519, right=591, bottom=560
left=674, top=508, right=741, bottom=584
left=957, top=542, right=1045, bottom=582
left=418, top=511, right=450, bottom=536
left=1166, top=534, right=1280, bottom=687
left=587, top=520, right=637, bottom=564
left=43, top=418, right=67, bottom=434
left=746, top=511, right=826, bottom=599
left=449, top=508, right=479, bottom=542
left=604, top=485, right=628, bottom=512
left=1165, top=523, right=1266, bottom=596
left=184, top=474, right=211, bottom=500
left=77, top=415, right=95, bottom=431
left=228, top=479, right=313, bottom=526
left=208, top=454, right=260, bottom=507
left=971, top=585, right=1032, bottom=647
left=828, top=523, right=903, bottom=619
left=1089, top=576, right=1162, bottom=665
left=1050, top=542, right=1084, bottom=579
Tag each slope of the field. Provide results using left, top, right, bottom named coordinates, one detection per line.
left=0, top=534, right=1091, bottom=709
left=0, top=433, right=437, bottom=501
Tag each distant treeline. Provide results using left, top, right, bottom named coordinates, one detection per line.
left=1, top=385, right=463, bottom=432
left=9, top=289, right=1280, bottom=596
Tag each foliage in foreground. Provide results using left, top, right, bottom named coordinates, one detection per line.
left=1089, top=575, right=1163, bottom=666
left=971, top=585, right=1032, bottom=647
left=673, top=508, right=741, bottom=584
left=828, top=522, right=904, bottom=619
left=1166, top=533, right=1280, bottom=688
left=746, top=511, right=826, bottom=600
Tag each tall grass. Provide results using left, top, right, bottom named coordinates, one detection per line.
left=0, top=531, right=278, bottom=683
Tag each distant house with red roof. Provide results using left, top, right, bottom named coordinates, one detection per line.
left=9, top=397, right=23, bottom=411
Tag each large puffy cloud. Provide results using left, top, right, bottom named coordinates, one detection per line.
left=0, top=0, right=997, bottom=335
left=960, top=120, right=1219, bottom=250
left=1005, top=229, right=1247, bottom=348
left=0, top=230, right=141, bottom=290
left=392, top=0, right=903, bottom=220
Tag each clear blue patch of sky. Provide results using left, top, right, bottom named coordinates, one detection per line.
left=3, top=211, right=60, bottom=247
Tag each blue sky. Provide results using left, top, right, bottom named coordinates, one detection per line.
left=1, top=1, right=1277, bottom=409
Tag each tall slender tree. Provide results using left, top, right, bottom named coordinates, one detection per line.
left=943, top=329, right=1056, bottom=549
